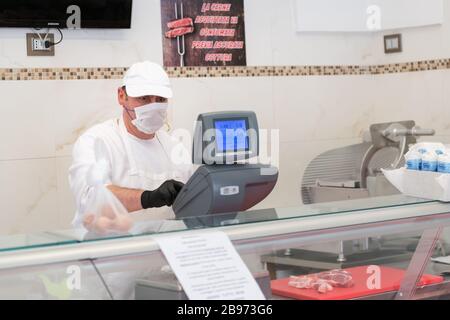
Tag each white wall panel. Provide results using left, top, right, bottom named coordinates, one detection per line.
left=295, top=0, right=443, bottom=32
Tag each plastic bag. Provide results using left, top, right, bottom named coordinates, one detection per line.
left=82, top=141, right=133, bottom=235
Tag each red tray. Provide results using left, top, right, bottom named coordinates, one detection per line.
left=271, top=266, right=444, bottom=300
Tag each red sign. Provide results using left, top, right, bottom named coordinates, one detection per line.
left=161, top=0, right=247, bottom=67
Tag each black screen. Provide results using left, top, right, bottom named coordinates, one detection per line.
left=0, top=0, right=133, bottom=28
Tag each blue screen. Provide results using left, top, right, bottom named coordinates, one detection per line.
left=214, top=119, right=249, bottom=153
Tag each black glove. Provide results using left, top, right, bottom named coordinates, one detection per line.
left=141, top=180, right=185, bottom=209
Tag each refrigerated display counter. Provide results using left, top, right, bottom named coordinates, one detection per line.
left=1, top=194, right=450, bottom=300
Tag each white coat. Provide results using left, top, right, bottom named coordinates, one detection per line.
left=69, top=116, right=194, bottom=229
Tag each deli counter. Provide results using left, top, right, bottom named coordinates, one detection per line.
left=1, top=194, right=450, bottom=300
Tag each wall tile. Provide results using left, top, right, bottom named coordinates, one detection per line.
left=272, top=75, right=376, bottom=143
left=0, top=82, right=55, bottom=160
left=253, top=138, right=362, bottom=209
left=0, top=158, right=59, bottom=235
left=372, top=70, right=446, bottom=135
left=56, top=157, right=77, bottom=229
left=52, top=80, right=123, bottom=157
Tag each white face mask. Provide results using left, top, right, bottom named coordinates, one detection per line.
left=129, top=102, right=168, bottom=134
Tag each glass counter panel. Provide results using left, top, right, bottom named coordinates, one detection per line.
left=0, top=232, right=79, bottom=253
left=242, top=228, right=449, bottom=300
left=0, top=194, right=446, bottom=254
left=0, top=259, right=112, bottom=300
left=69, top=227, right=450, bottom=299
left=410, top=226, right=450, bottom=300
left=2, top=212, right=450, bottom=300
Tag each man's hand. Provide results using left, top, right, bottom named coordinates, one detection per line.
left=141, top=180, right=185, bottom=209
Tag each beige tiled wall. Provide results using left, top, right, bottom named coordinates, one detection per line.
left=1, top=63, right=450, bottom=235
left=2, top=0, right=450, bottom=235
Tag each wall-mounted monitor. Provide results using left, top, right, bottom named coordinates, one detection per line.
left=0, top=0, right=133, bottom=29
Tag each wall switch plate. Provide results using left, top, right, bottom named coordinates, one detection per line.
left=384, top=34, right=402, bottom=54
left=26, top=33, right=55, bottom=56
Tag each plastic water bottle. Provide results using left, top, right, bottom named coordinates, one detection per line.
left=421, top=152, right=438, bottom=172
left=438, top=154, right=450, bottom=173
left=405, top=151, right=422, bottom=171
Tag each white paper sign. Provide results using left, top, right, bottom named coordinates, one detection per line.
left=154, top=231, right=265, bottom=300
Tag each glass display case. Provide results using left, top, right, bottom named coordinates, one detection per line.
left=1, top=194, right=450, bottom=300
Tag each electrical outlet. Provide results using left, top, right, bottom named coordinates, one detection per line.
left=32, top=38, right=49, bottom=51
left=26, top=33, right=55, bottom=56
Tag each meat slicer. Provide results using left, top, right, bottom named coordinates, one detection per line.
left=302, top=120, right=435, bottom=203
left=261, top=121, right=439, bottom=277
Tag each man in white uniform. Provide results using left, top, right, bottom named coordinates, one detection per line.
left=69, top=61, right=193, bottom=231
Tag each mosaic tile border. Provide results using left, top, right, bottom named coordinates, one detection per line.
left=0, top=67, right=127, bottom=81
left=0, top=59, right=449, bottom=80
